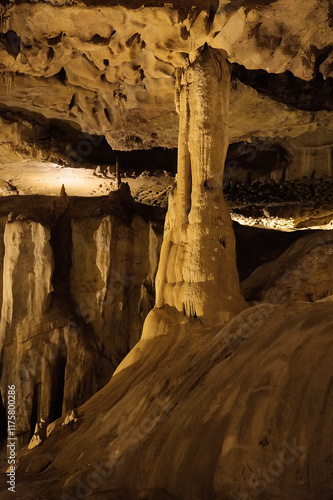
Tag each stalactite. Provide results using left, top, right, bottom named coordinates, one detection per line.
left=2, top=71, right=14, bottom=96
left=0, top=5, right=4, bottom=35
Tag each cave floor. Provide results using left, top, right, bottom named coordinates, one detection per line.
left=0, top=160, right=174, bottom=207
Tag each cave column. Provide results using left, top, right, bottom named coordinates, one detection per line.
left=143, top=46, right=246, bottom=338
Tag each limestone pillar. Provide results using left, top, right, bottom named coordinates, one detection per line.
left=143, top=46, right=246, bottom=338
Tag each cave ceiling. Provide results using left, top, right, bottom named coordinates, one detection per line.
left=1, top=0, right=333, bottom=148
left=0, top=0, right=333, bottom=229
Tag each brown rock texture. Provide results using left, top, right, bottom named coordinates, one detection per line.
left=1, top=299, right=332, bottom=500
left=241, top=231, right=333, bottom=303
left=1, top=0, right=333, bottom=150
left=0, top=2, right=332, bottom=499
left=0, top=192, right=163, bottom=450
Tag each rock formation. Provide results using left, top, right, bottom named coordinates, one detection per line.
left=241, top=231, right=333, bottom=304
left=1, top=295, right=332, bottom=500
left=0, top=1, right=332, bottom=499
left=0, top=192, right=163, bottom=451
left=1, top=0, right=333, bottom=149
left=144, top=46, right=246, bottom=339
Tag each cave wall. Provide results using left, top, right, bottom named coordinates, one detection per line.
left=0, top=217, right=5, bottom=314
left=241, top=231, right=333, bottom=303
left=70, top=214, right=161, bottom=371
left=0, top=192, right=163, bottom=450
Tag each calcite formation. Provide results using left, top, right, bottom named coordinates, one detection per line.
left=0, top=192, right=163, bottom=450
left=1, top=0, right=333, bottom=228
left=0, top=1, right=332, bottom=499
left=144, top=46, right=246, bottom=338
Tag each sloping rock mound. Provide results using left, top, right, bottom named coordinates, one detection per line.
left=2, top=300, right=332, bottom=500
left=241, top=231, right=333, bottom=303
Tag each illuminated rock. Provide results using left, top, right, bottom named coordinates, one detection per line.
left=143, top=46, right=246, bottom=338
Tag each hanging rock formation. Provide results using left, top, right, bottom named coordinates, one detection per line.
left=1, top=0, right=333, bottom=150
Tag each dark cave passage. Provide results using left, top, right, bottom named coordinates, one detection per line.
left=29, top=383, right=41, bottom=440
left=49, top=357, right=66, bottom=423
left=234, top=223, right=306, bottom=281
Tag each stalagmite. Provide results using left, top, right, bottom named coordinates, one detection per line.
left=143, top=46, right=246, bottom=338
left=60, top=184, right=67, bottom=198
left=116, top=158, right=121, bottom=188
left=28, top=419, right=47, bottom=449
